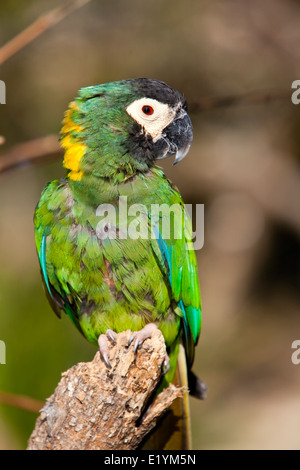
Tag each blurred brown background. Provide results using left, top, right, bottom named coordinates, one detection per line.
left=0, top=0, right=300, bottom=450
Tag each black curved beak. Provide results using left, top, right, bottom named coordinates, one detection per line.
left=157, top=109, right=193, bottom=165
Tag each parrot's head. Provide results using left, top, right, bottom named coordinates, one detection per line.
left=61, top=79, right=193, bottom=181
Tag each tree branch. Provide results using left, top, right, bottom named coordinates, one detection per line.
left=0, top=135, right=61, bottom=174
left=0, top=391, right=43, bottom=413
left=0, top=0, right=92, bottom=66
left=27, top=329, right=183, bottom=450
left=189, top=89, right=290, bottom=112
left=0, top=87, right=290, bottom=175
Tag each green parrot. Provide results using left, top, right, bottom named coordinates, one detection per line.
left=34, top=79, right=206, bottom=449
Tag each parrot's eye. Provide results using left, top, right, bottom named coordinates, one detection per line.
left=126, top=97, right=176, bottom=141
left=142, top=105, right=154, bottom=116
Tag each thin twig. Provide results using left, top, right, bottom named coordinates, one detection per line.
left=0, top=0, right=92, bottom=66
left=0, top=135, right=61, bottom=174
left=189, top=90, right=291, bottom=112
left=0, top=88, right=290, bottom=175
left=0, top=390, right=44, bottom=413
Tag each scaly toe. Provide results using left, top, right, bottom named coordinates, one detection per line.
left=128, top=323, right=158, bottom=354
left=106, top=329, right=117, bottom=343
left=98, top=329, right=117, bottom=368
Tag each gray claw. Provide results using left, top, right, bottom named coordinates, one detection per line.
left=134, top=338, right=140, bottom=354
left=162, top=355, right=170, bottom=375
left=106, top=329, right=116, bottom=343
left=102, top=352, right=112, bottom=369
left=128, top=334, right=135, bottom=347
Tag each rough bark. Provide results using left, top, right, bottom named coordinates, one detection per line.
left=27, top=329, right=183, bottom=450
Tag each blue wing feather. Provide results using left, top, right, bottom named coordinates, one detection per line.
left=39, top=234, right=52, bottom=298
left=38, top=234, right=80, bottom=328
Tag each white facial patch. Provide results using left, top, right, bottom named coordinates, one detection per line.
left=126, top=98, right=176, bottom=141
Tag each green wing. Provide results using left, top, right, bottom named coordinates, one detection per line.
left=37, top=232, right=82, bottom=331
left=151, top=200, right=201, bottom=367
left=34, top=180, right=84, bottom=332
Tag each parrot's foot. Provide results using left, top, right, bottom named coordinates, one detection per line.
left=128, top=323, right=170, bottom=375
left=98, top=329, right=117, bottom=368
